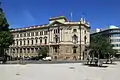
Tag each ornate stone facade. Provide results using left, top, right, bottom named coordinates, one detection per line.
left=7, top=16, right=90, bottom=60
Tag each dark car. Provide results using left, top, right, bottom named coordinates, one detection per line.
left=30, top=56, right=40, bottom=60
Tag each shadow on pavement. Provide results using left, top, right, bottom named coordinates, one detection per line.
left=103, top=62, right=117, bottom=65
left=83, top=64, right=108, bottom=68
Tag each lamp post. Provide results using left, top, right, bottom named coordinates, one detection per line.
left=79, top=22, right=82, bottom=60
left=48, top=27, right=50, bottom=57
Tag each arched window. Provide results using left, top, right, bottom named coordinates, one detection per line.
left=73, top=46, right=77, bottom=53
left=39, top=37, right=42, bottom=44
left=44, top=37, right=47, bottom=44
left=84, top=36, right=87, bottom=44
left=72, top=35, right=78, bottom=43
left=20, top=39, right=22, bottom=45
left=54, top=35, right=59, bottom=43
left=35, top=37, right=38, bottom=44
left=73, top=29, right=77, bottom=32
left=27, top=38, right=30, bottom=45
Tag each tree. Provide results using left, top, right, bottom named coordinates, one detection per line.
left=89, top=34, right=117, bottom=59
left=0, top=6, right=14, bottom=63
left=38, top=46, right=49, bottom=59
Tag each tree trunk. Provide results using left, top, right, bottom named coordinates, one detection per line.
left=0, top=47, right=4, bottom=57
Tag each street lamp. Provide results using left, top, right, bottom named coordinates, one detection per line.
left=79, top=21, right=82, bottom=60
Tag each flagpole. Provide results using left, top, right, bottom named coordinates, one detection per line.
left=71, top=12, right=73, bottom=22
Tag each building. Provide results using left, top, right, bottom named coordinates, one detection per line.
left=7, top=16, right=90, bottom=60
left=91, top=25, right=120, bottom=58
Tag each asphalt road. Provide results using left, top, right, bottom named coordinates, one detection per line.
left=4, top=59, right=120, bottom=64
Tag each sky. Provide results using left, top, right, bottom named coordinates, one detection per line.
left=1, top=0, right=120, bottom=30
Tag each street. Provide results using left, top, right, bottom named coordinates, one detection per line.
left=0, top=61, right=120, bottom=80
left=5, top=58, right=120, bottom=64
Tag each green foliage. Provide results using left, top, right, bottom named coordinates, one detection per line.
left=90, top=34, right=117, bottom=59
left=38, top=46, right=49, bottom=58
left=0, top=8, right=9, bottom=31
left=0, top=7, right=14, bottom=59
left=0, top=31, right=14, bottom=48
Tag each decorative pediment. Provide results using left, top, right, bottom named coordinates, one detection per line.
left=48, top=21, right=65, bottom=27
left=67, top=26, right=72, bottom=30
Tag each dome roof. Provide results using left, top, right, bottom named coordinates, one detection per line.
left=108, top=25, right=119, bottom=29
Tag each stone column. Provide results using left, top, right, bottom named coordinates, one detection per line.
left=18, top=48, right=20, bottom=57
left=51, top=29, right=54, bottom=42
left=30, top=48, right=32, bottom=54
left=51, top=30, right=53, bottom=42
left=59, top=29, right=61, bottom=41
left=22, top=39, right=24, bottom=46
left=22, top=48, right=24, bottom=58
left=33, top=48, right=35, bottom=53
left=60, top=28, right=63, bottom=41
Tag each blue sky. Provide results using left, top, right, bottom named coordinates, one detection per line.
left=1, top=0, right=120, bottom=29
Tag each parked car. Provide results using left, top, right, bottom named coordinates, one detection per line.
left=42, top=57, right=52, bottom=61
left=30, top=56, right=40, bottom=60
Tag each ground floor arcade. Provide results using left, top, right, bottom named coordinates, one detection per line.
left=7, top=44, right=88, bottom=60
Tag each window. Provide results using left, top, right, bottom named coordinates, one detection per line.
left=40, top=38, right=42, bottom=43
left=54, top=29, right=59, bottom=34
left=27, top=33, right=30, bottom=37
left=55, top=47, right=57, bottom=52
left=24, top=40, right=25, bottom=45
left=73, top=29, right=77, bottom=32
left=17, top=41, right=18, bottom=45
left=55, top=35, right=59, bottom=43
left=45, top=38, right=47, bottom=44
left=35, top=48, right=38, bottom=52
left=23, top=48, right=26, bottom=53
left=84, top=30, right=86, bottom=34
left=20, top=48, right=22, bottom=53
left=24, top=33, right=26, bottom=37
left=73, top=48, right=76, bottom=53
left=72, top=35, right=78, bottom=43
left=84, top=36, right=87, bottom=44
left=112, top=44, right=120, bottom=47
left=17, top=34, right=19, bottom=38
left=55, top=38, right=58, bottom=43
left=40, top=31, right=43, bottom=35
left=31, top=48, right=34, bottom=53
left=44, top=31, right=48, bottom=35
left=36, top=39, right=38, bottom=44
left=31, top=40, right=33, bottom=45
left=27, top=48, right=30, bottom=53
left=58, top=29, right=60, bottom=33
left=111, top=39, right=120, bottom=42
left=54, top=29, right=56, bottom=34
left=116, top=44, right=118, bottom=47
left=20, top=34, right=22, bottom=37
left=20, top=40, right=22, bottom=45
left=111, top=34, right=120, bottom=37
left=16, top=49, right=18, bottom=53
left=27, top=40, right=29, bottom=45
left=73, top=46, right=77, bottom=53
left=13, top=49, right=15, bottom=53
left=31, top=32, right=34, bottom=36
left=56, top=29, right=57, bottom=33
left=35, top=32, right=38, bottom=36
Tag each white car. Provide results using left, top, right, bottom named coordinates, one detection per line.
left=42, top=57, right=52, bottom=61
